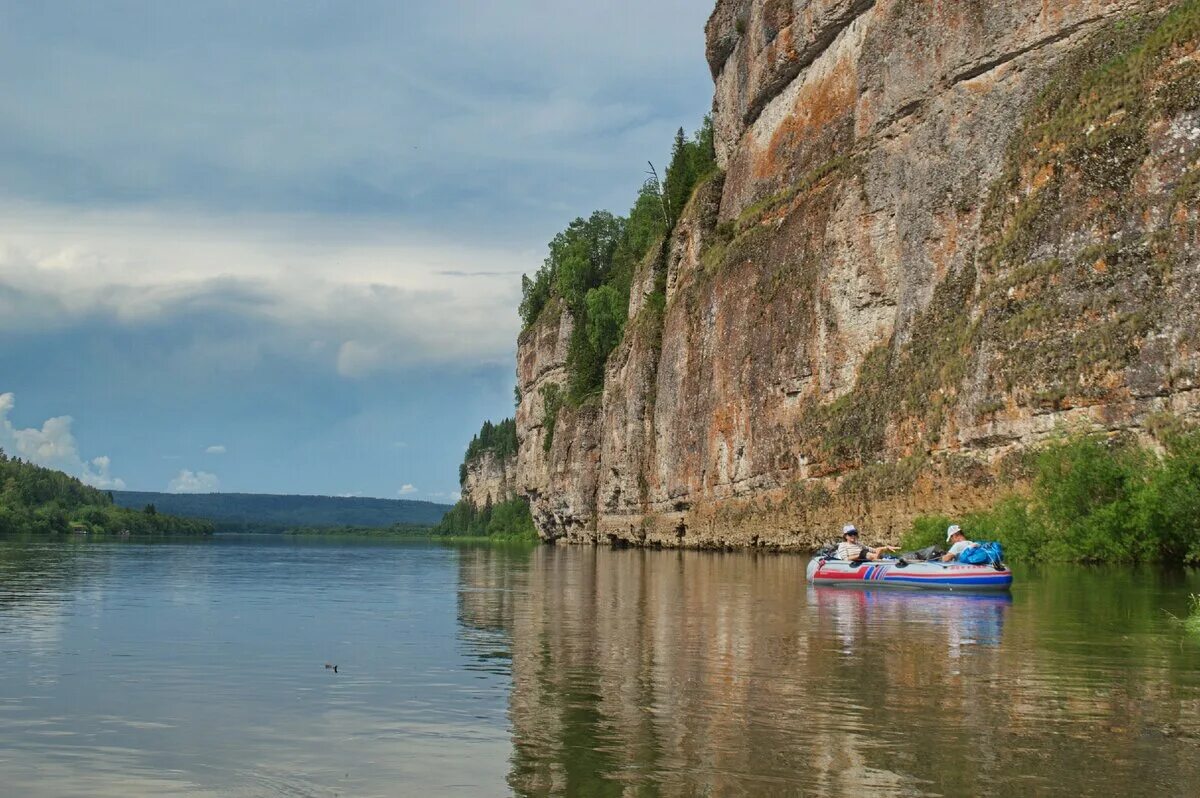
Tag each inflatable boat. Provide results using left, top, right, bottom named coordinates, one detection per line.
left=806, top=557, right=1013, bottom=591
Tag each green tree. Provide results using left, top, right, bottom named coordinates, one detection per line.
left=516, top=116, right=717, bottom=398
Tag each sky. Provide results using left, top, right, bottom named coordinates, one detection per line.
left=0, top=1, right=715, bottom=501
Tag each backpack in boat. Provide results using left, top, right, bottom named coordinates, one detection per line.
left=959, top=541, right=1003, bottom=565
left=899, top=545, right=945, bottom=561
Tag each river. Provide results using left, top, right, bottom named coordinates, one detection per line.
left=0, top=535, right=1197, bottom=796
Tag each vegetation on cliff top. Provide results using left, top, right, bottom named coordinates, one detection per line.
left=458, top=418, right=518, bottom=485
left=901, top=421, right=1200, bottom=564
left=1, top=450, right=213, bottom=537
left=520, top=118, right=717, bottom=404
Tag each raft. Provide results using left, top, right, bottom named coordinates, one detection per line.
left=806, top=557, right=1013, bottom=591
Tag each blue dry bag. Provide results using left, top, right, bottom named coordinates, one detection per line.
left=959, top=541, right=1003, bottom=565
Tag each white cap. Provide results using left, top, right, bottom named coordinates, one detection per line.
left=946, top=524, right=962, bottom=542
left=842, top=524, right=858, bottom=536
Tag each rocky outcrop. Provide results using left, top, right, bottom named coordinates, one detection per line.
left=512, top=0, right=1200, bottom=548
left=460, top=450, right=516, bottom=508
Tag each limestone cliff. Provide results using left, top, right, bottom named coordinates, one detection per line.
left=510, top=0, right=1200, bottom=548
left=460, top=449, right=517, bottom=508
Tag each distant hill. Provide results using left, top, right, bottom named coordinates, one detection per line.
left=111, top=491, right=452, bottom=532
left=0, top=452, right=212, bottom=536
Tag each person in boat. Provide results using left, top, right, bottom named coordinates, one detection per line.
left=835, top=524, right=899, bottom=561
left=941, top=524, right=978, bottom=562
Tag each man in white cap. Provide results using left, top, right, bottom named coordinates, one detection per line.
left=836, top=524, right=899, bottom=561
left=941, top=524, right=977, bottom=562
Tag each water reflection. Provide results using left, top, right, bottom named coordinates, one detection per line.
left=456, top=546, right=1200, bottom=798
left=0, top=536, right=516, bottom=797
left=810, top=587, right=1010, bottom=654
left=1, top=537, right=1198, bottom=796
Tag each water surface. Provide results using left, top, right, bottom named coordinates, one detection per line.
left=1, top=536, right=1197, bottom=796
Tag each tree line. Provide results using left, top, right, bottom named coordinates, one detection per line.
left=459, top=418, right=519, bottom=485
left=0, top=450, right=213, bottom=536
left=111, top=490, right=449, bottom=532
left=432, top=495, right=537, bottom=542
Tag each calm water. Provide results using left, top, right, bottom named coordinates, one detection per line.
left=0, top=536, right=1198, bottom=797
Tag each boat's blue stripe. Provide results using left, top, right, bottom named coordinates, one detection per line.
left=881, top=575, right=1012, bottom=586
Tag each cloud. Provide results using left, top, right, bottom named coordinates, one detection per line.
left=336, top=340, right=386, bottom=379
left=0, top=210, right=525, bottom=374
left=205, top=445, right=226, bottom=454
left=0, top=1, right=712, bottom=497
left=0, top=2, right=712, bottom=235
left=397, top=484, right=418, bottom=496
left=168, top=469, right=219, bottom=493
left=434, top=270, right=523, bottom=277
left=0, top=391, right=126, bottom=489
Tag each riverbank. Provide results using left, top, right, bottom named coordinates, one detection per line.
left=901, top=424, right=1200, bottom=564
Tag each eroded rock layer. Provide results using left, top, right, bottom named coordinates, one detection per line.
left=513, top=0, right=1200, bottom=548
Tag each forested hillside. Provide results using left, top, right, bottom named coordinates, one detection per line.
left=112, top=491, right=451, bottom=532
left=0, top=450, right=213, bottom=536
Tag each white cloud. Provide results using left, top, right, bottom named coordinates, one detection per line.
left=0, top=392, right=126, bottom=489
left=168, top=469, right=219, bottom=493
left=0, top=208, right=524, bottom=375
left=205, top=445, right=226, bottom=454
left=397, top=484, right=418, bottom=496
left=336, top=340, right=386, bottom=379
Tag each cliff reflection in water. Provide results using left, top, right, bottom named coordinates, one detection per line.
left=456, top=545, right=1200, bottom=798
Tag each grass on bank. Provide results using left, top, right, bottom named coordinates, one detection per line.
left=902, top=422, right=1200, bottom=564
left=1165, top=594, right=1200, bottom=637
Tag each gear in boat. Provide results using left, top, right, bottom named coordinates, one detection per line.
left=807, top=523, right=1013, bottom=591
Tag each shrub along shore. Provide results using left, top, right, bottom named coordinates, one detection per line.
left=432, top=496, right=538, bottom=543
left=902, top=418, right=1200, bottom=564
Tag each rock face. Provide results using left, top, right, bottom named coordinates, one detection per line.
left=512, top=0, right=1200, bottom=548
left=460, top=450, right=517, bottom=508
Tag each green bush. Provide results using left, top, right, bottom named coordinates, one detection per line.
left=898, top=514, right=954, bottom=552
left=905, top=424, right=1200, bottom=563
left=432, top=497, right=537, bottom=542
left=518, top=117, right=717, bottom=401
